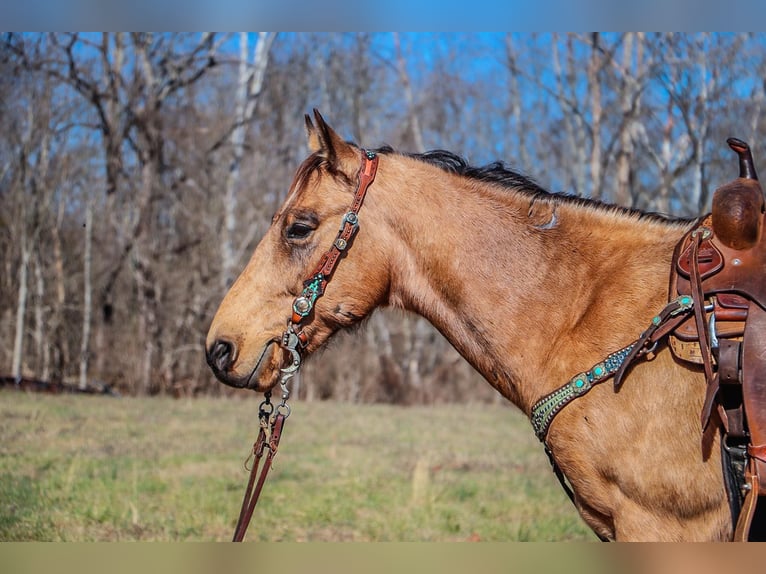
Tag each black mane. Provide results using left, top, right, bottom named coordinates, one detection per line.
left=372, top=145, right=693, bottom=226
left=374, top=146, right=547, bottom=195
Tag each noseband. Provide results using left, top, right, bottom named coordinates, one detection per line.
left=232, top=149, right=379, bottom=542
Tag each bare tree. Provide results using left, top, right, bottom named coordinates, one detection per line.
left=3, top=32, right=766, bottom=403
left=504, top=34, right=532, bottom=173
left=613, top=33, right=646, bottom=207
left=220, top=32, right=275, bottom=289
left=8, top=64, right=54, bottom=382
left=393, top=32, right=425, bottom=153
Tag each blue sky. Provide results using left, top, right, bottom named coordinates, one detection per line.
left=5, top=0, right=766, bottom=32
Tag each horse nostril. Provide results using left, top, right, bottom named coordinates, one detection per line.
left=207, top=339, right=237, bottom=373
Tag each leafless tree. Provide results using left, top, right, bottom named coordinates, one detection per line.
left=220, top=32, right=275, bottom=289
left=2, top=32, right=765, bottom=403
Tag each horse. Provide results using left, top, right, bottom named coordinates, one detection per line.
left=206, top=110, right=733, bottom=541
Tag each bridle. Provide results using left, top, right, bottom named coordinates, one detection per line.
left=280, top=148, right=379, bottom=376
left=232, top=149, right=379, bottom=542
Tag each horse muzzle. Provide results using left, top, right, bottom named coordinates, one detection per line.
left=205, top=337, right=281, bottom=391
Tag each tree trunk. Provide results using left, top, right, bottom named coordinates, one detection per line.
left=133, top=159, right=160, bottom=395
left=12, top=232, right=30, bottom=382
left=588, top=33, right=603, bottom=200
left=505, top=34, right=531, bottom=173
left=33, top=251, right=49, bottom=380
left=394, top=32, right=425, bottom=153
left=615, top=33, right=636, bottom=207
left=692, top=34, right=712, bottom=213
left=79, top=195, right=93, bottom=390
left=221, top=32, right=275, bottom=289
left=50, top=192, right=68, bottom=383
left=551, top=34, right=586, bottom=195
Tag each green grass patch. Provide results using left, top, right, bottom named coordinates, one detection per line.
left=0, top=473, right=52, bottom=540
left=0, top=391, right=594, bottom=541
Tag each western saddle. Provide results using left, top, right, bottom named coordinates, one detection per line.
left=669, top=138, right=766, bottom=540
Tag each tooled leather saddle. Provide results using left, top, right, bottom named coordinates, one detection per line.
left=669, top=138, right=766, bottom=540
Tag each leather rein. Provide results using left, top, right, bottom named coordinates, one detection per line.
left=232, top=149, right=379, bottom=542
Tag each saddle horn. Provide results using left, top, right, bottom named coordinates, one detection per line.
left=727, top=137, right=759, bottom=181
left=712, top=138, right=764, bottom=250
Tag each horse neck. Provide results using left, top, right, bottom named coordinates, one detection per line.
left=373, top=157, right=693, bottom=412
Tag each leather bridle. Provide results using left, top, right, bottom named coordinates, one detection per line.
left=232, top=149, right=379, bottom=542
left=279, top=149, right=379, bottom=375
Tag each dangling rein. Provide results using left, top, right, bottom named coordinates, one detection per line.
left=231, top=150, right=379, bottom=542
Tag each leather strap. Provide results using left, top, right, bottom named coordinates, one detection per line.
left=734, top=458, right=761, bottom=541
left=302, top=155, right=377, bottom=285
left=232, top=412, right=286, bottom=542
left=684, top=229, right=724, bottom=431
left=612, top=297, right=694, bottom=389
left=718, top=340, right=742, bottom=386
left=289, top=150, right=379, bottom=330
left=743, top=304, right=766, bottom=495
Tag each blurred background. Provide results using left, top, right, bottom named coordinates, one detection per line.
left=2, top=32, right=765, bottom=401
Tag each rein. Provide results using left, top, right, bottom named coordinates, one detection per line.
left=231, top=149, right=379, bottom=542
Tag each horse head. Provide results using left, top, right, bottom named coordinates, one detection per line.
left=205, top=110, right=391, bottom=392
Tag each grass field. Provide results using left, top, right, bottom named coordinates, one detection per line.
left=0, top=389, right=594, bottom=542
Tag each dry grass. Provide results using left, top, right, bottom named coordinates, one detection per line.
left=0, top=389, right=594, bottom=541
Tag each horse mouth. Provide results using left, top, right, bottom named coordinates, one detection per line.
left=237, top=339, right=281, bottom=391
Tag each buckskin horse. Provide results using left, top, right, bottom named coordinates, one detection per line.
left=206, top=110, right=766, bottom=541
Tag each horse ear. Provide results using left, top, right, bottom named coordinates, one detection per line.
left=305, top=113, right=321, bottom=153
left=308, top=109, right=359, bottom=173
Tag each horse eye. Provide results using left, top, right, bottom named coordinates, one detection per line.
left=285, top=222, right=315, bottom=240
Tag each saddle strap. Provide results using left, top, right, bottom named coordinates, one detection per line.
left=734, top=302, right=766, bottom=542
left=743, top=304, right=766, bottom=495
left=734, top=457, right=762, bottom=541
left=687, top=230, right=722, bottom=431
